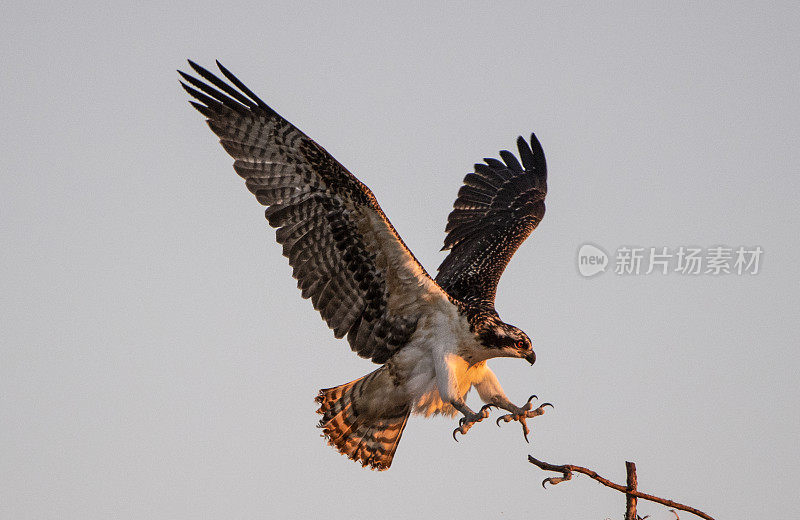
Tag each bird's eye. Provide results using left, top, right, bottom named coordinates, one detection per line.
left=516, top=340, right=524, bottom=348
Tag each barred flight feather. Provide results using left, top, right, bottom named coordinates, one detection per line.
left=180, top=61, right=442, bottom=364
left=316, top=368, right=410, bottom=470
left=436, top=134, right=548, bottom=305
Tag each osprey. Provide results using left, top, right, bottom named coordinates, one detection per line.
left=180, top=61, right=551, bottom=470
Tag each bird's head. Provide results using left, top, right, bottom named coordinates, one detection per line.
left=479, top=322, right=536, bottom=365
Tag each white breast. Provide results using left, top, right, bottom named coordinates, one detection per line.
left=391, top=299, right=485, bottom=417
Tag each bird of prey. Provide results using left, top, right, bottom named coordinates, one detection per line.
left=179, top=61, right=551, bottom=470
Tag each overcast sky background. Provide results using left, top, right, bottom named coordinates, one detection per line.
left=2, top=2, right=798, bottom=519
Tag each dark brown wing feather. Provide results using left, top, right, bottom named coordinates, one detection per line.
left=436, top=134, right=547, bottom=304
left=180, top=61, right=441, bottom=363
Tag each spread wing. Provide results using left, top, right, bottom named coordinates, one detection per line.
left=179, top=60, right=443, bottom=364
left=435, top=134, right=547, bottom=304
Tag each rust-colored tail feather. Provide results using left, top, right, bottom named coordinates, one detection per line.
left=316, top=372, right=410, bottom=471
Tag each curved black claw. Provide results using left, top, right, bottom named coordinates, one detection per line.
left=495, top=398, right=552, bottom=442
left=452, top=404, right=496, bottom=442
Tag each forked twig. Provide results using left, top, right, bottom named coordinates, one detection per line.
left=528, top=456, right=715, bottom=520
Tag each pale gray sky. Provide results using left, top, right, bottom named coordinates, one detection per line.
left=2, top=2, right=798, bottom=519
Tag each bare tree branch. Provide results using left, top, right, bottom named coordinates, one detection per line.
left=528, top=456, right=715, bottom=520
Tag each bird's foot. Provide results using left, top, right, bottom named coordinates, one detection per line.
left=452, top=404, right=495, bottom=441
left=495, top=395, right=552, bottom=442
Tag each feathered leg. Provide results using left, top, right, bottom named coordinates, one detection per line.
left=432, top=353, right=497, bottom=440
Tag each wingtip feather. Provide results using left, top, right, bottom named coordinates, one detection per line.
left=499, top=149, right=523, bottom=172
left=214, top=60, right=271, bottom=111
left=516, top=131, right=546, bottom=177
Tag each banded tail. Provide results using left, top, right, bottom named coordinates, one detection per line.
left=316, top=368, right=410, bottom=470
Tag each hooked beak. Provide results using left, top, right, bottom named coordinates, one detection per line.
left=524, top=350, right=536, bottom=365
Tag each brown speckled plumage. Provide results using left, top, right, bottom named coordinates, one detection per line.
left=180, top=60, right=426, bottom=364
left=180, top=61, right=549, bottom=470
left=436, top=135, right=547, bottom=307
